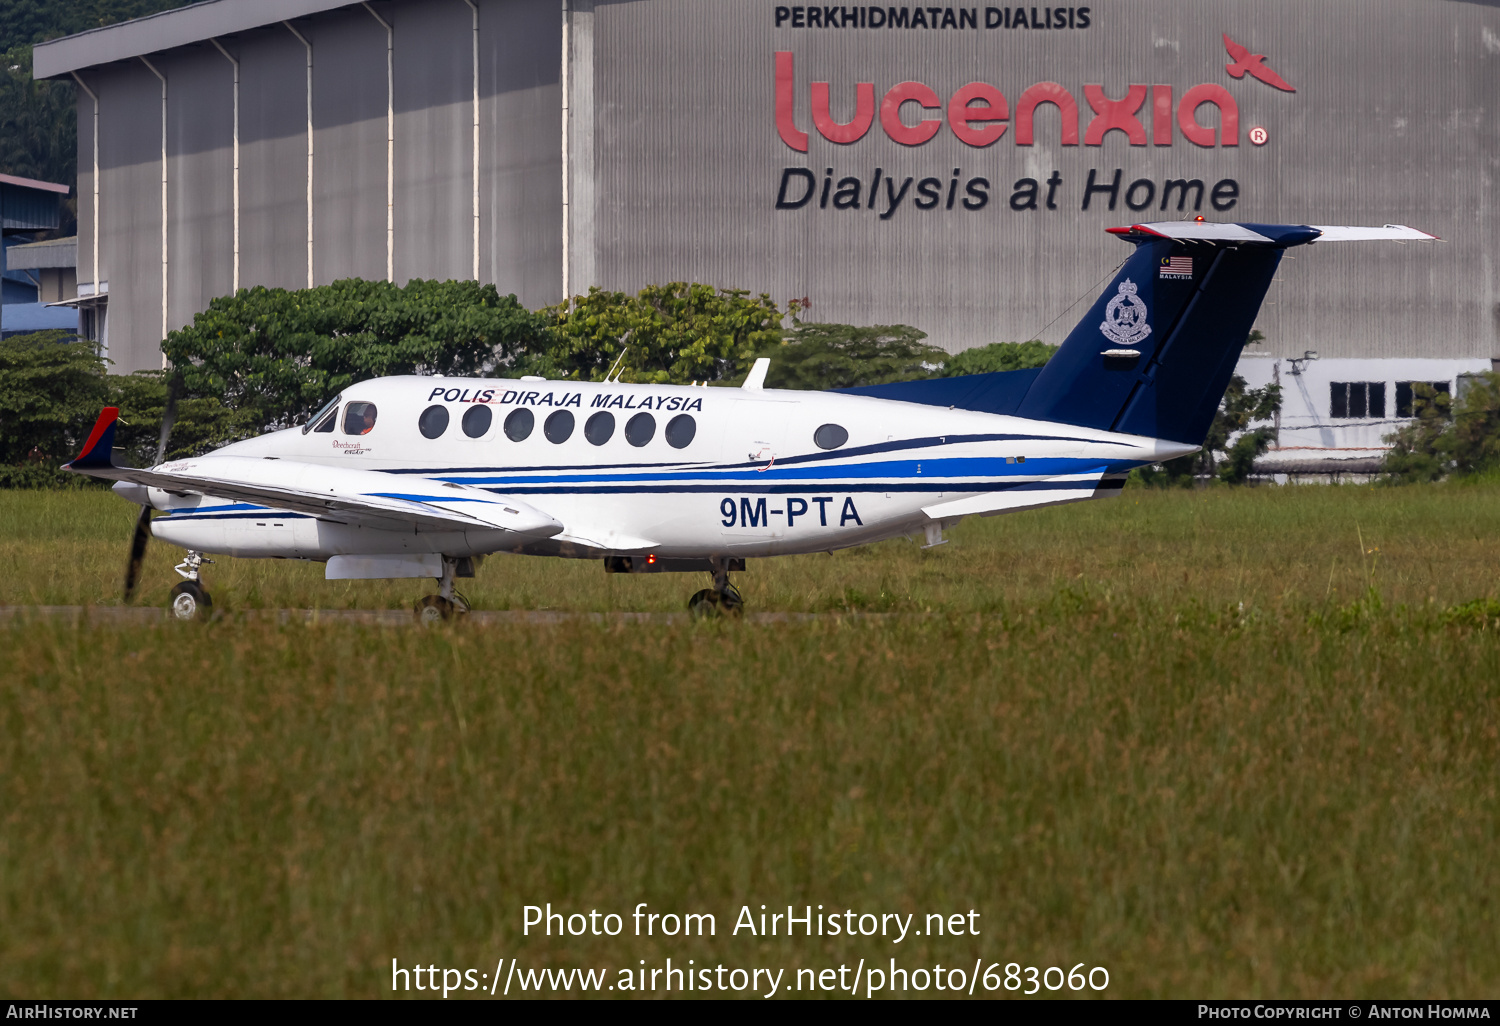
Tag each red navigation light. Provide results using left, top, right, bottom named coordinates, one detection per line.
left=647, top=553, right=657, bottom=564
left=1195, top=215, right=1205, bottom=222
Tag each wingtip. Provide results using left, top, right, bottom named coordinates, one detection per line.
left=69, top=406, right=121, bottom=469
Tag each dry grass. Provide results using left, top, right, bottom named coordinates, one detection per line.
left=0, top=482, right=1497, bottom=998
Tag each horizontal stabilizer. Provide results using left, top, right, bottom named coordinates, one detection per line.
left=1106, top=221, right=1438, bottom=246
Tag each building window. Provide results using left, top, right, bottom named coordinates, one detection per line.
left=1329, top=382, right=1385, bottom=419
left=1395, top=381, right=1450, bottom=418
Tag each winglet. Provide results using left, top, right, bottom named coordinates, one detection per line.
left=68, top=407, right=120, bottom=470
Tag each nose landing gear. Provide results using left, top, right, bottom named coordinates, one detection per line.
left=414, top=556, right=472, bottom=623
left=169, top=551, right=214, bottom=621
left=688, top=559, right=744, bottom=618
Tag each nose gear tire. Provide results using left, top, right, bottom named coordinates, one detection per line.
left=168, top=581, right=212, bottom=621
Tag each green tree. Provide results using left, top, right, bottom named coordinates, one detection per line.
left=0, top=331, right=104, bottom=482
left=162, top=278, right=549, bottom=429
left=0, top=330, right=253, bottom=485
left=1383, top=374, right=1500, bottom=483
left=106, top=370, right=257, bottom=468
left=540, top=283, right=791, bottom=384
left=748, top=322, right=945, bottom=390
left=937, top=340, right=1057, bottom=376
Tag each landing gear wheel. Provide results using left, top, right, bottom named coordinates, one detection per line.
left=415, top=595, right=455, bottom=624
left=688, top=588, right=719, bottom=617
left=688, top=583, right=745, bottom=618
left=168, top=580, right=212, bottom=621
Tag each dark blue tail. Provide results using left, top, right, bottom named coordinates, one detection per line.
left=843, top=223, right=1316, bottom=445
left=1016, top=235, right=1281, bottom=443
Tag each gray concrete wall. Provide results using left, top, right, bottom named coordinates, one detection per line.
left=96, top=62, right=164, bottom=372
left=76, top=0, right=563, bottom=372
left=65, top=0, right=1500, bottom=371
left=580, top=0, right=1500, bottom=359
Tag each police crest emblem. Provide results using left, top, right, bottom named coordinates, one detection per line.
left=1100, top=278, right=1151, bottom=346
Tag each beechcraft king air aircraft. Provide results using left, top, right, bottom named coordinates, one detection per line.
left=66, top=220, right=1436, bottom=620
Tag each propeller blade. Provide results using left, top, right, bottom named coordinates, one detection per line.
left=155, top=372, right=180, bottom=465
left=123, top=504, right=153, bottom=603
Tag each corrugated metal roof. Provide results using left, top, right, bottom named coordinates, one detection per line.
left=32, top=0, right=360, bottom=79
left=7, top=236, right=77, bottom=270
left=0, top=173, right=70, bottom=196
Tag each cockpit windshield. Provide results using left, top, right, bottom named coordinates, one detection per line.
left=303, top=393, right=343, bottom=434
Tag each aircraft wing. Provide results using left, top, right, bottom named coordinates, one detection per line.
left=65, top=411, right=562, bottom=537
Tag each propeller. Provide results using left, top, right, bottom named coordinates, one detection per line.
left=123, top=374, right=179, bottom=603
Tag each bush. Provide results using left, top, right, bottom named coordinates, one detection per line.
left=162, top=278, right=549, bottom=430
left=0, top=331, right=106, bottom=484
left=937, top=340, right=1057, bottom=376
left=540, top=283, right=790, bottom=385
left=1384, top=373, right=1500, bottom=483
left=748, top=323, right=945, bottom=390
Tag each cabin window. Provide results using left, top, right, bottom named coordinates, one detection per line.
left=544, top=410, right=575, bottom=443
left=304, top=393, right=341, bottom=434
left=585, top=411, right=615, bottom=445
left=814, top=423, right=849, bottom=450
left=1395, top=381, right=1450, bottom=418
left=665, top=414, right=696, bottom=449
left=344, top=401, right=379, bottom=435
left=418, top=405, right=449, bottom=439
left=1329, top=382, right=1384, bottom=419
left=462, top=404, right=493, bottom=438
left=625, top=412, right=655, bottom=447
left=504, top=408, right=534, bottom=441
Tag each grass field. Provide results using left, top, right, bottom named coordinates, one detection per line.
left=1, top=483, right=1497, bottom=998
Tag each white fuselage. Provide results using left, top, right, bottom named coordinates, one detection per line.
left=144, top=375, right=1193, bottom=564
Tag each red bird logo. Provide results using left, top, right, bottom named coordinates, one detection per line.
left=1222, top=33, right=1296, bottom=92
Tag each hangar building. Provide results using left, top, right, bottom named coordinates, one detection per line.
left=32, top=0, right=1500, bottom=469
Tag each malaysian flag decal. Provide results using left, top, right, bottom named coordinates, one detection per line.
left=1159, top=256, right=1193, bottom=279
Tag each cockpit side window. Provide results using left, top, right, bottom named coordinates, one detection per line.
left=343, top=401, right=378, bottom=435
left=312, top=407, right=339, bottom=433
left=303, top=393, right=342, bottom=434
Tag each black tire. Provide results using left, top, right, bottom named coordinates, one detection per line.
left=688, top=588, right=719, bottom=618
left=415, top=595, right=455, bottom=624
left=168, top=580, right=212, bottom=621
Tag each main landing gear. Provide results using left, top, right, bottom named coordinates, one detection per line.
left=169, top=551, right=214, bottom=621
left=688, top=560, right=744, bottom=618
left=415, top=556, right=472, bottom=624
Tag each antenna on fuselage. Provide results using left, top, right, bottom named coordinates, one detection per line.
left=603, top=333, right=632, bottom=383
